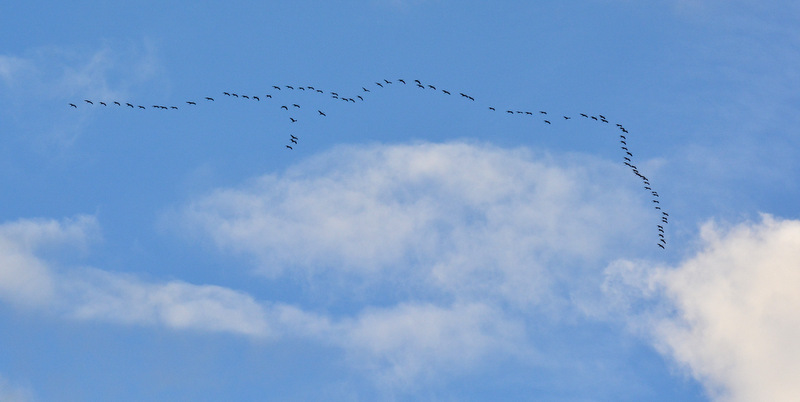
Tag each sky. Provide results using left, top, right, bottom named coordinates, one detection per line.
left=1, top=1, right=799, bottom=401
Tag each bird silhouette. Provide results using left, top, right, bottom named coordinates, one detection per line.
left=170, top=106, right=178, bottom=109
left=415, top=79, right=421, bottom=84
left=384, top=79, right=392, bottom=84
left=114, top=101, right=120, bottom=106
left=375, top=82, right=383, bottom=87
left=489, top=107, right=495, bottom=111
left=138, top=105, right=146, bottom=109
left=286, top=145, right=293, bottom=149
left=253, top=96, right=259, bottom=101
left=318, top=110, right=326, bottom=116
left=357, top=95, right=364, bottom=101
left=362, top=87, right=370, bottom=92
left=286, top=86, right=294, bottom=89
left=126, top=103, right=134, bottom=107
left=290, top=135, right=298, bottom=140
left=298, top=87, right=305, bottom=91
left=290, top=139, right=297, bottom=144
left=273, top=86, right=281, bottom=90
left=428, top=85, right=436, bottom=90
left=293, top=104, right=300, bottom=108
left=658, top=243, right=665, bottom=249
left=242, top=95, right=249, bottom=99
left=224, top=92, right=230, bottom=96
left=442, top=90, right=450, bottom=95
left=544, top=120, right=551, bottom=124
left=281, top=105, right=288, bottom=110
left=398, top=79, right=406, bottom=84
left=539, top=111, right=547, bottom=114
left=84, top=100, right=93, bottom=104
left=186, top=101, right=196, bottom=105
left=99, top=102, right=106, bottom=106
left=232, top=93, right=238, bottom=97
left=69, top=103, right=77, bottom=108
left=290, top=118, right=297, bottom=122
left=580, top=113, right=588, bottom=117
left=205, top=97, right=214, bottom=101
left=417, top=84, right=425, bottom=88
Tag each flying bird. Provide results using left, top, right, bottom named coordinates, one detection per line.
left=186, top=101, right=196, bottom=105
left=357, top=95, right=364, bottom=101
left=286, top=145, right=293, bottom=149
left=318, top=110, right=326, bottom=116
left=232, top=93, right=238, bottom=97
left=489, top=107, right=495, bottom=111
left=69, top=103, right=77, bottom=108
left=242, top=95, right=249, bottom=99
left=442, top=90, right=450, bottom=95
left=224, top=92, right=230, bottom=96
left=384, top=79, right=392, bottom=84
left=253, top=96, right=259, bottom=101
left=658, top=244, right=665, bottom=249
left=273, top=86, right=281, bottom=90
left=544, top=120, right=551, bottom=124
left=126, top=103, right=134, bottom=107
left=580, top=113, right=588, bottom=117
left=539, top=111, right=547, bottom=114
left=290, top=118, right=297, bottom=122
left=375, top=82, right=383, bottom=87
left=398, top=79, right=406, bottom=84
left=293, top=104, right=300, bottom=108
left=205, top=97, right=214, bottom=101
left=84, top=100, right=93, bottom=104
left=138, top=105, right=146, bottom=109
left=428, top=85, right=436, bottom=90
left=290, top=139, right=297, bottom=144
left=100, top=102, right=107, bottom=106
left=286, top=86, right=294, bottom=89
left=114, top=101, right=121, bottom=106
left=281, top=105, right=288, bottom=110
left=563, top=116, right=571, bottom=119
left=290, top=135, right=298, bottom=140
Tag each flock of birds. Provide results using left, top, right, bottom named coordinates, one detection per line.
left=70, top=78, right=669, bottom=249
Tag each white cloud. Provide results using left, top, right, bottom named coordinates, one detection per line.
left=607, top=214, right=800, bottom=402
left=1, top=142, right=662, bottom=386
left=181, top=142, right=653, bottom=308
left=0, top=216, right=283, bottom=338
left=337, top=301, right=529, bottom=387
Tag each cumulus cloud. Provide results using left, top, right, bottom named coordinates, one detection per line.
left=607, top=214, right=800, bottom=402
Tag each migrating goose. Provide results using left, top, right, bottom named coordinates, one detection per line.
left=205, top=97, right=214, bottom=101
left=84, top=100, right=93, bottom=104
left=186, top=101, right=196, bottom=105
left=286, top=145, right=293, bottom=149
left=69, top=103, right=77, bottom=108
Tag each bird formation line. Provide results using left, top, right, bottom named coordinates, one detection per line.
left=70, top=78, right=669, bottom=249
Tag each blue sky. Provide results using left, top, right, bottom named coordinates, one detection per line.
left=1, top=1, right=799, bottom=400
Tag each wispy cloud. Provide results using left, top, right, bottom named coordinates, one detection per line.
left=0, top=374, right=35, bottom=402
left=1, top=142, right=661, bottom=387
left=606, top=214, right=800, bottom=401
